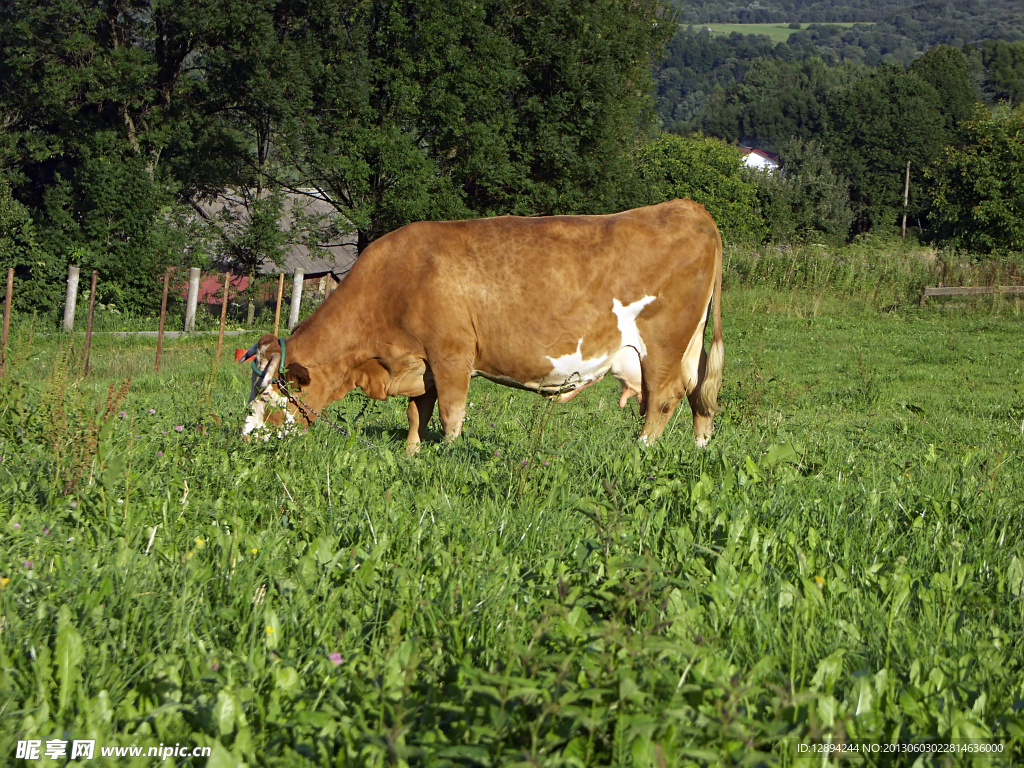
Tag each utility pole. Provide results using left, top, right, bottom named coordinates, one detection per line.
left=901, top=160, right=911, bottom=241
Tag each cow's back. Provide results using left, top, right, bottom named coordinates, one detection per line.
left=335, top=199, right=718, bottom=391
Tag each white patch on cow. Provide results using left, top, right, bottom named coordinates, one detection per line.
left=612, top=296, right=656, bottom=357
left=242, top=389, right=294, bottom=438
left=540, top=295, right=657, bottom=394
left=543, top=340, right=611, bottom=388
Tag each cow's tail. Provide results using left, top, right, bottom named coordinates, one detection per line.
left=696, top=231, right=724, bottom=415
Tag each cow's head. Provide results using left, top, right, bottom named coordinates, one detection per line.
left=240, top=334, right=312, bottom=437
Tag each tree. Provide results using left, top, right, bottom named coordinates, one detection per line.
left=749, top=138, right=853, bottom=246
left=927, top=104, right=1024, bottom=254
left=825, top=64, right=946, bottom=233
left=0, top=0, right=221, bottom=313
left=290, top=0, right=676, bottom=252
left=33, top=150, right=197, bottom=314
left=637, top=133, right=763, bottom=243
left=0, top=170, right=52, bottom=313
left=979, top=40, right=1024, bottom=106
left=909, top=45, right=978, bottom=129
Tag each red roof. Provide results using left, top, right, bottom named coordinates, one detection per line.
left=738, top=146, right=779, bottom=162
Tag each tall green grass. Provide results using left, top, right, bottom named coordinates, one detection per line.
left=726, top=240, right=1024, bottom=313
left=0, top=286, right=1022, bottom=765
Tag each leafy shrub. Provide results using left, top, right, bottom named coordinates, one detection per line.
left=927, top=104, right=1024, bottom=255
left=637, top=133, right=765, bottom=243
left=0, top=171, right=55, bottom=315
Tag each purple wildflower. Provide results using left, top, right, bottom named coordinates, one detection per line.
left=542, top=461, right=549, bottom=466
left=174, top=425, right=184, bottom=433
left=490, top=422, right=496, bottom=428
left=23, top=561, right=32, bottom=569
left=329, top=652, right=343, bottom=666
left=42, top=527, right=51, bottom=536
left=522, top=459, right=528, bottom=466
left=119, top=411, right=126, bottom=419
left=11, top=522, right=19, bottom=530
left=494, top=450, right=500, bottom=457
left=156, top=451, right=163, bottom=457
left=149, top=409, right=156, bottom=415
left=210, top=661, right=220, bottom=671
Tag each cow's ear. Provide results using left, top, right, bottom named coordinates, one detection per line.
left=287, top=362, right=311, bottom=388
left=353, top=359, right=389, bottom=400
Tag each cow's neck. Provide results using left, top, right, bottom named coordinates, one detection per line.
left=282, top=276, right=382, bottom=403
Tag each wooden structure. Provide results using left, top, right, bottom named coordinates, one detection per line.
left=920, top=285, right=1024, bottom=305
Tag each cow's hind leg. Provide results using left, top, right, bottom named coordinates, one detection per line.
left=681, top=310, right=723, bottom=448
left=686, top=349, right=715, bottom=448
left=406, top=387, right=437, bottom=455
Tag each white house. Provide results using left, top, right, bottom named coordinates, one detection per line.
left=739, top=147, right=780, bottom=172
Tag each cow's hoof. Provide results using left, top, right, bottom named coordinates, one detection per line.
left=694, top=435, right=710, bottom=448
left=406, top=442, right=422, bottom=457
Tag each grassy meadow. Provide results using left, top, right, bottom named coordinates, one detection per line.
left=1, top=245, right=1023, bottom=766
left=691, top=22, right=865, bottom=44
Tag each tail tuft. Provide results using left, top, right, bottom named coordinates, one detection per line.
left=698, top=334, right=724, bottom=414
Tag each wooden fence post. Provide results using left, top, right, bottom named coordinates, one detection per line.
left=82, top=270, right=98, bottom=376
left=1, top=268, right=13, bottom=378
left=215, top=271, right=231, bottom=367
left=155, top=268, right=170, bottom=372
left=184, top=267, right=200, bottom=332
left=273, top=272, right=284, bottom=336
left=63, top=265, right=80, bottom=332
left=288, top=269, right=304, bottom=331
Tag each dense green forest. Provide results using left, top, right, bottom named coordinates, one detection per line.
left=655, top=30, right=1024, bottom=138
left=1, top=0, right=1023, bottom=319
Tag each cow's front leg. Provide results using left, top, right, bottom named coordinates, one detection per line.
left=406, top=387, right=437, bottom=455
left=431, top=363, right=472, bottom=441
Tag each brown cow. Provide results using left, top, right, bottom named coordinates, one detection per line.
left=242, top=199, right=723, bottom=451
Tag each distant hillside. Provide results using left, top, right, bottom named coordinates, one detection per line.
left=655, top=1, right=1024, bottom=144
left=672, top=0, right=1024, bottom=50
